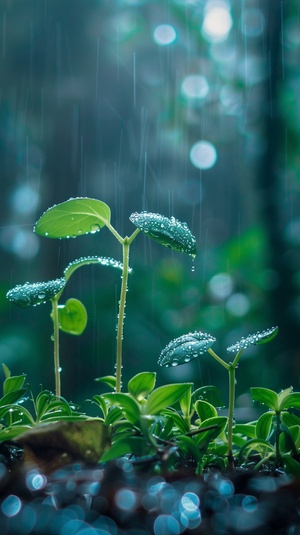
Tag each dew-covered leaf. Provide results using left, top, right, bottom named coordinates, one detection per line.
left=128, top=372, right=156, bottom=400
left=129, top=211, right=196, bottom=256
left=55, top=298, right=87, bottom=335
left=227, top=326, right=278, bottom=353
left=158, top=331, right=216, bottom=367
left=34, top=197, right=111, bottom=238
left=6, top=278, right=65, bottom=308
left=279, top=392, right=300, bottom=411
left=64, top=256, right=129, bottom=282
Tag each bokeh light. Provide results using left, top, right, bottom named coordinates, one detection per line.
left=181, top=75, right=209, bottom=100
left=202, top=1, right=233, bottom=43
left=153, top=24, right=177, bottom=45
left=190, top=141, right=217, bottom=170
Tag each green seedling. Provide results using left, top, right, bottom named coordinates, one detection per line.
left=7, top=255, right=126, bottom=397
left=158, top=326, right=278, bottom=470
left=7, top=197, right=196, bottom=396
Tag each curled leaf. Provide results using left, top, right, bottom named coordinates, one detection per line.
left=129, top=211, right=196, bottom=256
left=64, top=255, right=131, bottom=282
left=6, top=278, right=65, bottom=308
left=158, top=331, right=216, bottom=367
left=227, top=326, right=278, bottom=353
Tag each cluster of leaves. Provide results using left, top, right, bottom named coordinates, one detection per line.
left=0, top=364, right=89, bottom=442
left=2, top=363, right=300, bottom=475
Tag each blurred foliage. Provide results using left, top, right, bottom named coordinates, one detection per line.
left=0, top=0, right=300, bottom=406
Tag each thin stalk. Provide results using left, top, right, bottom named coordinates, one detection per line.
left=227, top=365, right=236, bottom=471
left=207, top=348, right=230, bottom=370
left=114, top=228, right=140, bottom=392
left=51, top=297, right=61, bottom=398
left=115, top=238, right=130, bottom=392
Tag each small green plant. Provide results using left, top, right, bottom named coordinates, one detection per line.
left=4, top=196, right=300, bottom=477
left=7, top=197, right=196, bottom=396
left=158, top=327, right=278, bottom=470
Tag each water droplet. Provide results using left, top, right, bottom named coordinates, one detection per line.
left=90, top=224, right=100, bottom=234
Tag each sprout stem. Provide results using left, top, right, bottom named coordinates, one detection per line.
left=115, top=239, right=130, bottom=392
left=51, top=297, right=61, bottom=398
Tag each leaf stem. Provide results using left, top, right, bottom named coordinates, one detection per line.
left=115, top=238, right=130, bottom=392
left=51, top=297, right=61, bottom=398
left=207, top=348, right=229, bottom=370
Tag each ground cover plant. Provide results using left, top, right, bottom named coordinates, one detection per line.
left=2, top=197, right=300, bottom=533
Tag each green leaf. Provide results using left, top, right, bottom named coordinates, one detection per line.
left=128, top=372, right=156, bottom=400
left=179, top=384, right=192, bottom=418
left=3, top=375, right=26, bottom=396
left=233, top=423, right=256, bottom=439
left=34, top=197, right=111, bottom=238
left=6, top=278, right=65, bottom=308
left=0, top=425, right=32, bottom=441
left=227, top=326, right=278, bottom=353
left=256, top=412, right=274, bottom=440
left=282, top=454, right=300, bottom=476
left=279, top=425, right=299, bottom=455
left=192, top=386, right=223, bottom=408
left=129, top=211, right=196, bottom=256
left=94, top=376, right=117, bottom=389
left=35, top=391, right=52, bottom=421
left=0, top=404, right=35, bottom=425
left=195, top=400, right=217, bottom=422
left=176, top=435, right=202, bottom=463
left=279, top=392, right=300, bottom=411
left=158, top=332, right=216, bottom=367
left=0, top=389, right=27, bottom=406
left=102, top=393, right=140, bottom=424
left=56, top=298, right=87, bottom=335
left=145, top=383, right=192, bottom=415
left=195, top=417, right=228, bottom=447
left=161, top=408, right=189, bottom=434
left=238, top=438, right=275, bottom=461
left=105, top=406, right=124, bottom=426
left=2, top=364, right=11, bottom=380
left=251, top=387, right=279, bottom=412
left=92, top=395, right=108, bottom=418
left=281, top=411, right=300, bottom=428
left=100, top=436, right=151, bottom=462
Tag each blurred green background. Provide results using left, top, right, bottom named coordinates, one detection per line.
left=0, top=0, right=300, bottom=412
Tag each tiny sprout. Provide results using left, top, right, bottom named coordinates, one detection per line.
left=159, top=326, right=278, bottom=470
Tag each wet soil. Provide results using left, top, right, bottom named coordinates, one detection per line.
left=0, top=443, right=299, bottom=535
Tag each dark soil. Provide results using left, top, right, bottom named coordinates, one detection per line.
left=0, top=443, right=300, bottom=535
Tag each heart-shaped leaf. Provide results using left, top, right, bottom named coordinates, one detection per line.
left=227, top=326, right=278, bottom=353
left=34, top=197, right=111, bottom=238
left=129, top=211, right=196, bottom=256
left=158, top=331, right=216, bottom=367
left=6, top=278, right=65, bottom=308
left=56, top=298, right=88, bottom=335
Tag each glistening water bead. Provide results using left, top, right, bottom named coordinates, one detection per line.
left=158, top=331, right=216, bottom=367
left=129, top=211, right=196, bottom=256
